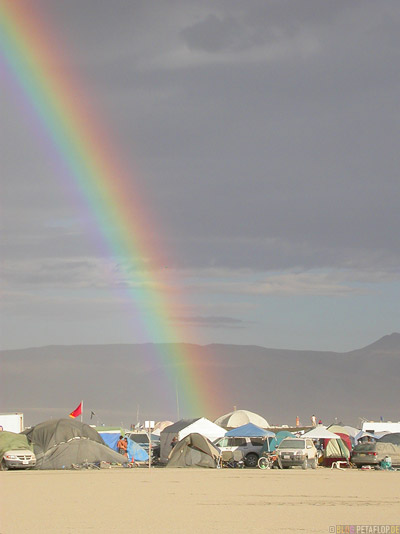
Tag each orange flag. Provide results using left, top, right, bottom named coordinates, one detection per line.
left=69, top=401, right=82, bottom=418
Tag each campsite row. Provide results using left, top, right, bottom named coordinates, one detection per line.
left=1, top=410, right=400, bottom=470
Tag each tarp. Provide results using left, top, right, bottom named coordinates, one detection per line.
left=160, top=418, right=226, bottom=464
left=0, top=431, right=33, bottom=457
left=24, top=418, right=128, bottom=469
left=35, top=438, right=129, bottom=469
left=226, top=423, right=275, bottom=438
left=166, top=433, right=220, bottom=468
left=355, top=430, right=376, bottom=443
left=99, top=432, right=149, bottom=462
left=127, top=439, right=148, bottom=462
left=379, top=433, right=400, bottom=445
left=24, top=418, right=104, bottom=451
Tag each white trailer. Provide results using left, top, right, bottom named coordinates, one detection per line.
left=362, top=421, right=400, bottom=435
left=0, top=413, right=24, bottom=433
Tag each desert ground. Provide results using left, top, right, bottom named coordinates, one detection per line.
left=1, top=468, right=399, bottom=533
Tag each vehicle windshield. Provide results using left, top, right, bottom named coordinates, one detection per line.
left=279, top=439, right=305, bottom=449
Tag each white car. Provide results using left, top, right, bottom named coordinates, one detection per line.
left=214, top=436, right=268, bottom=467
left=1, top=448, right=36, bottom=470
left=276, top=437, right=318, bottom=469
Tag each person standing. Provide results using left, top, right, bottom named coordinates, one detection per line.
left=117, top=435, right=128, bottom=456
left=311, top=415, right=317, bottom=427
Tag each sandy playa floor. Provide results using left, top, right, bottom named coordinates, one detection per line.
left=1, top=468, right=399, bottom=533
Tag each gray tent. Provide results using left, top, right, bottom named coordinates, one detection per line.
left=166, top=433, right=221, bottom=468
left=24, top=418, right=128, bottom=469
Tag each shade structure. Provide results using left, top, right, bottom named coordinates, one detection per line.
left=225, top=423, right=275, bottom=438
left=215, top=410, right=269, bottom=429
left=302, top=427, right=341, bottom=440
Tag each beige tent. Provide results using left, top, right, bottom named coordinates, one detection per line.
left=160, top=418, right=225, bottom=463
left=166, top=433, right=220, bottom=468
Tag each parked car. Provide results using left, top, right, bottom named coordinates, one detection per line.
left=351, top=442, right=400, bottom=467
left=276, top=437, right=318, bottom=469
left=214, top=436, right=268, bottom=467
left=0, top=431, right=36, bottom=471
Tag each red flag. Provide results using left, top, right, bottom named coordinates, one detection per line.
left=69, top=402, right=82, bottom=418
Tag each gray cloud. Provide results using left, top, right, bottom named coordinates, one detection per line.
left=1, top=0, right=399, bottom=349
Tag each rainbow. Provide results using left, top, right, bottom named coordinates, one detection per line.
left=0, top=0, right=220, bottom=418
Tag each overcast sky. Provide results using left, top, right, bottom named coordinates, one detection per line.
left=1, top=0, right=399, bottom=352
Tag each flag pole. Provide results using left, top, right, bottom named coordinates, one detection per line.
left=81, top=400, right=83, bottom=423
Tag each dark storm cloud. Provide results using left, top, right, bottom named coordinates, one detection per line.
left=2, top=0, right=399, bottom=288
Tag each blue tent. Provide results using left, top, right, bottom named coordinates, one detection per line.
left=269, top=431, right=295, bottom=451
left=99, top=432, right=149, bottom=462
left=225, top=423, right=275, bottom=438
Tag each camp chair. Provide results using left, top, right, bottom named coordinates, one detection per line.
left=221, top=449, right=244, bottom=468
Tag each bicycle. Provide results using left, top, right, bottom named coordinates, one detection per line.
left=257, top=452, right=278, bottom=469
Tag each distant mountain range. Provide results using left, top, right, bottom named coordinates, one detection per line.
left=1, top=333, right=399, bottom=428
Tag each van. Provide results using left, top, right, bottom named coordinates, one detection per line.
left=0, top=431, right=36, bottom=471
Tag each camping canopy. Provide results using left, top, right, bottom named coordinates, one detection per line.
left=302, top=427, right=341, bottom=440
left=24, top=418, right=128, bottom=469
left=226, top=423, right=275, bottom=438
left=0, top=431, right=33, bottom=457
left=166, top=433, right=220, bottom=468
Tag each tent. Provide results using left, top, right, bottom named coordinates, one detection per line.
left=226, top=423, right=275, bottom=438
left=160, top=418, right=226, bottom=464
left=166, top=433, right=220, bottom=468
left=322, top=438, right=350, bottom=466
left=24, top=418, right=128, bottom=469
left=215, top=410, right=269, bottom=429
left=326, top=425, right=352, bottom=452
left=267, top=431, right=295, bottom=453
left=343, top=426, right=361, bottom=446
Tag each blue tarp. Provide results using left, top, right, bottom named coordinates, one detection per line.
left=99, top=432, right=149, bottom=462
left=225, top=423, right=275, bottom=438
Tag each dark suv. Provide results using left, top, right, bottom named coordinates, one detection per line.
left=214, top=436, right=267, bottom=467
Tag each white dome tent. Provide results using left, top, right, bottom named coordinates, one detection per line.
left=214, top=409, right=269, bottom=429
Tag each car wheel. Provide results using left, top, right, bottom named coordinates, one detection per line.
left=0, top=460, right=8, bottom=471
left=244, top=453, right=259, bottom=467
left=302, top=458, right=308, bottom=470
left=311, top=457, right=317, bottom=470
